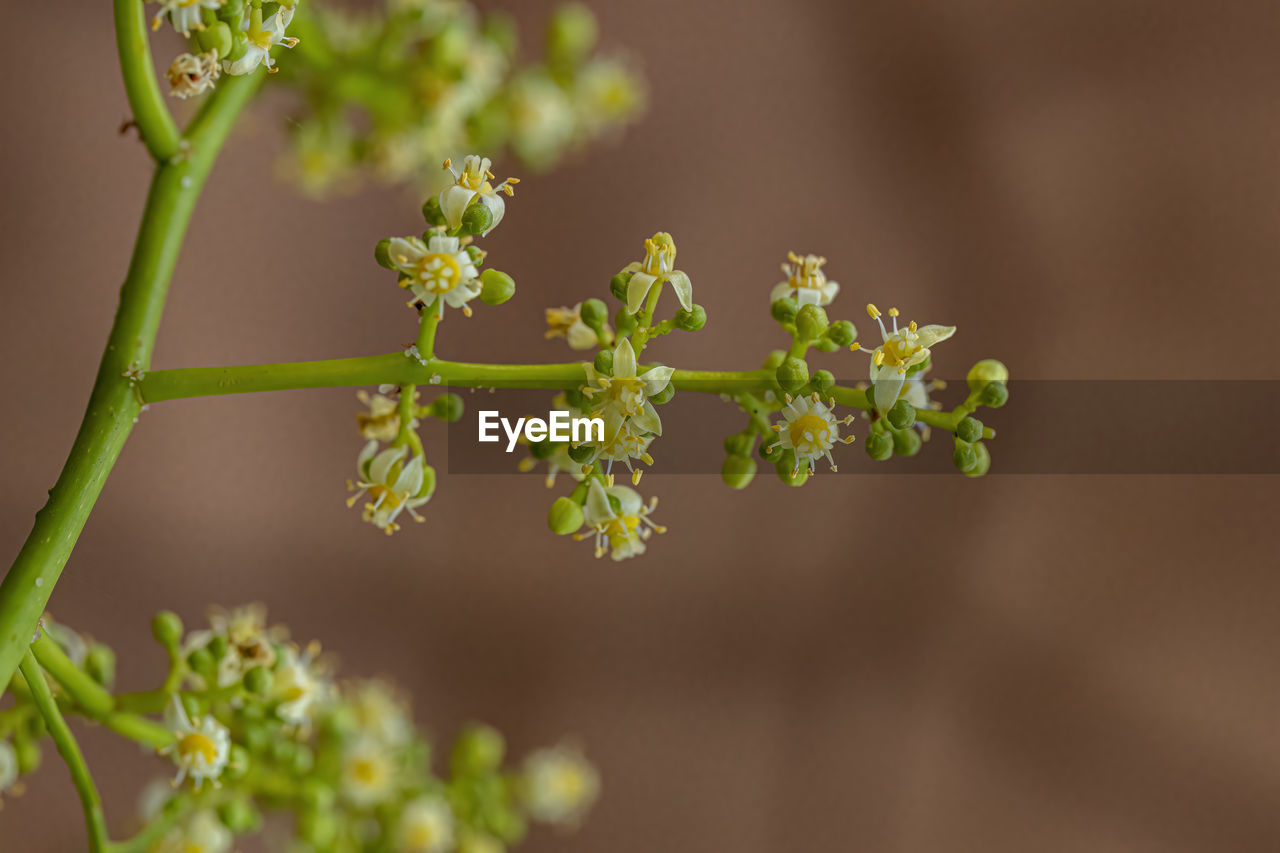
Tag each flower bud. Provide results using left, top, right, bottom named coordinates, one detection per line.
left=548, top=3, right=598, bottom=67
left=225, top=29, right=249, bottom=63
left=774, top=453, right=810, bottom=487
left=892, top=426, right=922, bottom=457
left=219, top=798, right=261, bottom=834
left=825, top=320, right=856, bottom=347
left=529, top=439, right=556, bottom=460
left=548, top=497, right=584, bottom=535
left=85, top=644, right=115, bottom=688
left=453, top=725, right=506, bottom=776
left=614, top=308, right=637, bottom=336
left=808, top=369, right=835, bottom=396
left=966, top=359, right=1009, bottom=392
left=302, top=779, right=336, bottom=811
left=479, top=269, right=515, bottom=306
left=241, top=722, right=270, bottom=753
left=865, top=431, right=893, bottom=461
left=226, top=744, right=251, bottom=781
left=813, top=338, right=840, bottom=353
left=567, top=444, right=595, bottom=465
left=794, top=304, right=829, bottom=341
left=609, top=272, right=633, bottom=302
left=770, top=297, right=798, bottom=325
left=953, top=440, right=978, bottom=473
left=194, top=21, right=233, bottom=58
left=956, top=416, right=983, bottom=444
left=723, top=433, right=753, bottom=457
left=374, top=238, right=395, bottom=270
left=187, top=646, right=215, bottom=677
left=579, top=298, right=608, bottom=329
left=151, top=610, right=184, bottom=648
left=649, top=382, right=675, bottom=405
left=963, top=442, right=991, bottom=477
left=206, top=634, right=228, bottom=661
left=863, top=384, right=877, bottom=412
left=422, top=196, right=447, bottom=228
left=429, top=393, right=465, bottom=423
left=887, top=400, right=916, bottom=431
left=461, top=201, right=494, bottom=236
left=674, top=304, right=707, bottom=331
left=979, top=381, right=1008, bottom=408
left=292, top=744, right=315, bottom=774
left=243, top=665, right=273, bottom=696
left=593, top=349, right=614, bottom=374
left=721, top=454, right=757, bottom=490
left=299, top=810, right=338, bottom=847
left=775, top=357, right=809, bottom=395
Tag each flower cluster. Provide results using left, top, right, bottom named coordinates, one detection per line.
left=155, top=0, right=301, bottom=98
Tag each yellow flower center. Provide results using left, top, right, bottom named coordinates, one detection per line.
left=177, top=733, right=218, bottom=765
left=879, top=332, right=922, bottom=368
left=788, top=414, right=831, bottom=453
left=641, top=234, right=676, bottom=276
left=406, top=823, right=438, bottom=849
left=419, top=253, right=462, bottom=293
left=604, top=516, right=641, bottom=542
left=351, top=757, right=387, bottom=786
left=367, top=484, right=404, bottom=509
left=552, top=766, right=588, bottom=801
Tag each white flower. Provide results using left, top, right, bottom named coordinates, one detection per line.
left=770, top=252, right=839, bottom=307
left=159, top=696, right=231, bottom=789
left=272, top=641, right=330, bottom=727
left=438, top=155, right=518, bottom=235
left=581, top=339, right=673, bottom=447
left=166, top=50, right=221, bottom=99
left=342, top=736, right=396, bottom=808
left=396, top=795, right=455, bottom=853
left=181, top=603, right=277, bottom=689
left=151, top=0, right=222, bottom=37
left=522, top=746, right=600, bottom=826
left=152, top=809, right=232, bottom=853
left=575, top=480, right=664, bottom=561
left=346, top=680, right=413, bottom=746
left=0, top=740, right=17, bottom=801
left=621, top=232, right=693, bottom=315
left=545, top=303, right=610, bottom=350
left=854, top=304, right=955, bottom=413
left=388, top=232, right=482, bottom=318
left=766, top=392, right=855, bottom=476
left=356, top=390, right=401, bottom=442
left=223, top=6, right=298, bottom=76
left=508, top=71, right=575, bottom=168
left=347, top=442, right=433, bottom=535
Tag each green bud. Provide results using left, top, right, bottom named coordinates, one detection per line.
left=218, top=798, right=261, bottom=834
left=723, top=433, right=753, bottom=457
left=453, top=724, right=506, bottom=776
left=794, top=304, right=829, bottom=341
left=580, top=298, right=608, bottom=329
left=529, top=439, right=557, bottom=460
left=302, top=779, right=336, bottom=811
left=770, top=297, right=798, bottom=325
left=292, top=744, right=315, bottom=775
left=953, top=440, right=978, bottom=473
left=649, top=382, right=675, bottom=405
left=865, top=431, right=894, bottom=461
left=762, top=349, right=788, bottom=369
left=243, top=666, right=272, bottom=697
left=980, top=380, right=1009, bottom=408
left=270, top=737, right=296, bottom=765
left=813, top=338, right=840, bottom=353
left=548, top=497, right=584, bottom=535
left=567, top=444, right=595, bottom=465
left=187, top=647, right=215, bottom=677
left=151, top=611, right=184, bottom=648
left=887, top=400, right=916, bottom=431
left=892, top=426, right=922, bottom=457
left=217, top=0, right=244, bottom=27
left=808, top=369, right=835, bottom=395
left=966, top=359, right=1010, bottom=392
left=774, top=453, right=810, bottom=487
left=225, top=29, right=248, bottom=63
left=374, top=238, right=395, bottom=270
left=85, top=644, right=115, bottom=688
left=548, top=3, right=598, bottom=67
left=195, top=21, right=233, bottom=58
left=956, top=416, right=983, bottom=443
left=461, top=201, right=494, bottom=236
left=206, top=634, right=228, bottom=661
left=863, top=385, right=876, bottom=412
left=614, top=308, right=637, bottom=336
left=825, top=320, right=857, bottom=347
left=609, top=272, right=633, bottom=303
left=430, top=392, right=465, bottom=423
left=464, top=244, right=486, bottom=267
left=298, top=810, right=338, bottom=847
left=563, top=388, right=588, bottom=409
left=226, top=744, right=250, bottom=780
left=241, top=722, right=270, bottom=753
left=593, top=349, right=614, bottom=374
left=422, top=196, right=447, bottom=227
left=963, top=442, right=991, bottom=477
left=479, top=269, right=515, bottom=306
left=721, top=454, right=757, bottom=490
left=674, top=304, right=707, bottom=332
left=775, top=357, right=809, bottom=395
left=14, top=736, right=41, bottom=774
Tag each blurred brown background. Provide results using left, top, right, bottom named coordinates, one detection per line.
left=5, top=0, right=1280, bottom=850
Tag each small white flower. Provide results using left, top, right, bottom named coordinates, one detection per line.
left=342, top=736, right=396, bottom=808
left=508, top=71, right=575, bottom=168
left=151, top=0, right=222, bottom=37
left=766, top=392, right=855, bottom=476
left=522, top=745, right=600, bottom=826
left=152, top=809, right=232, bottom=853
left=575, top=480, right=665, bottom=561
left=853, top=304, right=955, bottom=413
left=346, top=680, right=413, bottom=746
left=159, top=696, right=231, bottom=789
left=166, top=50, right=221, bottom=99
left=770, top=252, right=839, bottom=307
left=356, top=390, right=402, bottom=441
left=181, top=603, right=277, bottom=689
left=388, top=232, right=482, bottom=318
left=581, top=339, right=673, bottom=448
left=396, top=795, right=455, bottom=853
left=545, top=303, right=610, bottom=350
left=223, top=6, right=298, bottom=76
left=438, top=155, right=518, bottom=235
left=346, top=441, right=433, bottom=535
left=272, top=641, right=330, bottom=728
left=621, top=232, right=693, bottom=315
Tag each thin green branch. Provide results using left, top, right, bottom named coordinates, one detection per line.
left=19, top=653, right=111, bottom=853
left=112, top=0, right=180, bottom=161
left=30, top=636, right=113, bottom=716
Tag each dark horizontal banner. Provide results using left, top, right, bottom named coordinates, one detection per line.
left=433, top=380, right=1280, bottom=475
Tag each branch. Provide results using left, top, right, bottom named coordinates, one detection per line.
left=113, top=0, right=180, bottom=161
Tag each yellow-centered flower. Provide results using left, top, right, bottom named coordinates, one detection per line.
left=388, top=232, right=482, bottom=318
left=347, top=441, right=433, bottom=535
left=770, top=252, right=840, bottom=306
left=575, top=480, right=665, bottom=561
left=853, top=304, right=955, bottom=413
left=439, top=155, right=518, bottom=235
left=522, top=745, right=600, bottom=826
left=621, top=232, right=693, bottom=315
left=766, top=392, right=856, bottom=475
left=159, top=696, right=231, bottom=789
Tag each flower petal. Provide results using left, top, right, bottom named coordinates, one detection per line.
left=638, top=365, right=674, bottom=396
left=584, top=480, right=613, bottom=524
left=626, top=272, right=656, bottom=314
left=769, top=281, right=794, bottom=303
left=393, top=454, right=425, bottom=495
left=439, top=185, right=477, bottom=230
left=633, top=401, right=662, bottom=435
left=915, top=324, right=956, bottom=348
left=567, top=322, right=597, bottom=350
left=478, top=193, right=505, bottom=235
left=370, top=446, right=408, bottom=485
left=873, top=371, right=906, bottom=414
left=613, top=339, right=638, bottom=378
left=667, top=269, right=693, bottom=311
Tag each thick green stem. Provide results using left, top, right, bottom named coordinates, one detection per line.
left=20, top=653, right=111, bottom=852
left=0, top=72, right=263, bottom=699
left=416, top=311, right=440, bottom=359
left=113, top=0, right=180, bottom=161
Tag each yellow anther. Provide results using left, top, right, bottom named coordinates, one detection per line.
left=485, top=169, right=495, bottom=180
left=850, top=342, right=862, bottom=352
left=866, top=304, right=881, bottom=319
left=873, top=350, right=885, bottom=366
left=888, top=307, right=899, bottom=317
left=441, top=158, right=452, bottom=169
left=632, top=469, right=643, bottom=485
left=908, top=320, right=917, bottom=332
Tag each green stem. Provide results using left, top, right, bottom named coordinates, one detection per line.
left=416, top=310, right=440, bottom=359
left=0, top=72, right=263, bottom=699
left=30, top=635, right=113, bottom=716
left=20, top=653, right=111, bottom=852
left=113, top=0, right=181, bottom=161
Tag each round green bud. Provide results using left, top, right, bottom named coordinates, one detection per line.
left=298, top=810, right=338, bottom=847
left=479, top=269, right=515, bottom=306
left=814, top=338, right=841, bottom=353
left=808, top=369, right=835, bottom=396
left=892, top=426, right=922, bottom=457
left=14, top=736, right=41, bottom=774
left=956, top=416, right=983, bottom=444
left=609, top=272, right=633, bottom=302
left=614, top=308, right=637, bottom=335
left=963, top=442, right=991, bottom=478
left=770, top=297, right=799, bottom=325
left=563, top=388, right=588, bottom=409
left=85, top=644, right=115, bottom=688
left=723, top=433, right=753, bottom=457
left=195, top=21, right=233, bottom=59
left=206, top=634, right=228, bottom=661
left=242, top=666, right=273, bottom=696
left=580, top=298, right=608, bottom=329
left=721, top=454, right=757, bottom=490
left=649, top=380, right=675, bottom=405
left=548, top=497, right=584, bottom=535
left=825, top=320, right=857, bottom=347
left=464, top=244, right=486, bottom=266
left=593, top=349, right=614, bottom=374
left=224, top=29, right=249, bottom=63
left=966, top=359, right=1010, bottom=392
left=953, top=441, right=978, bottom=473
left=422, top=196, right=447, bottom=227
left=218, top=0, right=245, bottom=28
left=979, top=380, right=1009, bottom=408
left=762, top=349, right=788, bottom=369
left=430, top=392, right=465, bottom=423
left=775, top=357, right=809, bottom=395
left=674, top=303, right=707, bottom=332
left=453, top=725, right=506, bottom=775
left=461, top=201, right=494, bottom=236
left=529, top=439, right=557, bottom=460
left=241, top=722, right=270, bottom=753
left=226, top=744, right=250, bottom=780
left=151, top=610, right=184, bottom=648
left=218, top=798, right=261, bottom=834
left=887, top=400, right=916, bottom=431
left=187, top=647, right=215, bottom=677
left=795, top=304, right=829, bottom=341
left=774, top=453, right=810, bottom=487
left=865, top=431, right=894, bottom=461
left=302, top=779, right=336, bottom=811
left=374, top=238, right=395, bottom=271
left=548, top=3, right=598, bottom=66
left=567, top=443, right=595, bottom=465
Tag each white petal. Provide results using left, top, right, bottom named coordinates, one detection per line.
left=609, top=486, right=643, bottom=516
left=820, top=280, right=840, bottom=304
left=439, top=185, right=477, bottom=230
left=478, top=193, right=505, bottom=235
left=914, top=325, right=956, bottom=348
left=583, top=480, right=613, bottom=523
left=667, top=270, right=693, bottom=311
left=633, top=401, right=662, bottom=435
left=613, top=339, right=637, bottom=378
left=370, top=446, right=408, bottom=485
left=626, top=272, right=656, bottom=314
left=795, top=288, right=821, bottom=307
left=873, top=372, right=905, bottom=414
left=769, top=281, right=794, bottom=303
left=638, top=365, right=674, bottom=396
left=393, top=454, right=425, bottom=495
left=567, top=322, right=598, bottom=350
